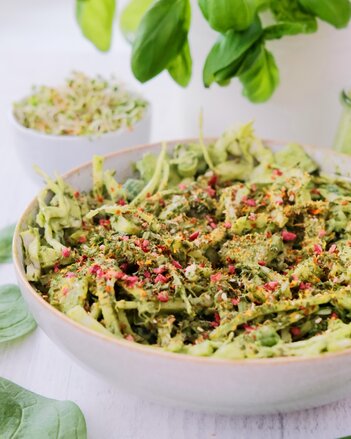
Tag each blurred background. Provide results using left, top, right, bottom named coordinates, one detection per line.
left=1, top=0, right=351, bottom=220
left=0, top=0, right=183, bottom=225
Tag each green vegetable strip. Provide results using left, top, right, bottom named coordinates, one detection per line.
left=210, top=294, right=333, bottom=340
left=130, top=142, right=167, bottom=205
left=198, top=111, right=215, bottom=170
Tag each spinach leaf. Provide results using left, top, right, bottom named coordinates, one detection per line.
left=203, top=17, right=262, bottom=87
left=0, top=284, right=36, bottom=343
left=76, top=0, right=116, bottom=51
left=299, top=0, right=351, bottom=29
left=0, top=224, right=15, bottom=263
left=131, top=0, right=191, bottom=83
left=167, top=40, right=192, bottom=87
left=0, top=377, right=87, bottom=439
left=120, top=0, right=154, bottom=43
left=205, top=0, right=257, bottom=32
left=238, top=43, right=279, bottom=103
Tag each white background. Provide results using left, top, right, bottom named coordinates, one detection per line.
left=1, top=1, right=351, bottom=438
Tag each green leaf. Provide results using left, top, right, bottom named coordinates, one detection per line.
left=213, top=52, right=248, bottom=84
left=0, top=284, right=37, bottom=343
left=264, top=21, right=316, bottom=40
left=0, top=224, right=15, bottom=263
left=206, top=0, right=257, bottom=32
left=271, top=0, right=318, bottom=32
left=268, top=0, right=318, bottom=38
left=123, top=178, right=145, bottom=200
left=255, top=0, right=271, bottom=10
left=238, top=43, right=280, bottom=103
left=120, top=0, right=154, bottom=43
left=0, top=377, right=87, bottom=439
left=198, top=0, right=209, bottom=19
left=76, top=0, right=116, bottom=51
left=131, top=0, right=191, bottom=83
left=298, top=0, right=351, bottom=29
left=203, top=17, right=262, bottom=87
left=135, top=152, right=158, bottom=181
left=167, top=40, right=192, bottom=87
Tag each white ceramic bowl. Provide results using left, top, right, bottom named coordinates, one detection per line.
left=10, top=107, right=151, bottom=184
left=13, top=139, right=351, bottom=415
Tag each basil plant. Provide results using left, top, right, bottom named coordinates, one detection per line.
left=76, top=0, right=351, bottom=103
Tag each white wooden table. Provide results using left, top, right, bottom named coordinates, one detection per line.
left=1, top=2, right=351, bottom=437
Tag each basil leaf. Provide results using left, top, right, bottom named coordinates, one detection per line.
left=0, top=224, right=15, bottom=263
left=0, top=377, right=87, bottom=439
left=76, top=0, right=116, bottom=51
left=167, top=40, right=192, bottom=87
left=198, top=0, right=209, bottom=20
left=203, top=17, right=262, bottom=87
left=206, top=0, right=257, bottom=32
left=0, top=284, right=36, bottom=343
left=213, top=53, right=247, bottom=83
left=264, top=21, right=316, bottom=40
left=271, top=0, right=317, bottom=33
left=132, top=0, right=191, bottom=83
left=238, top=43, right=279, bottom=103
left=299, top=0, right=351, bottom=29
left=256, top=0, right=271, bottom=10
left=120, top=0, right=154, bottom=43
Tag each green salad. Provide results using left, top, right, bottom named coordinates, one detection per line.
left=21, top=123, right=351, bottom=359
left=13, top=71, right=148, bottom=136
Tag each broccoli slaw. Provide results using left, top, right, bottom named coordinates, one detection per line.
left=21, top=123, right=351, bottom=359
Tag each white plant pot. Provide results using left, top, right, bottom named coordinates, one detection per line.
left=181, top=4, right=351, bottom=147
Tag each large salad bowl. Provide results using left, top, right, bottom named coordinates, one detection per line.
left=13, top=139, right=351, bottom=415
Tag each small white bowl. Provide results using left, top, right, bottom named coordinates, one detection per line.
left=10, top=106, right=151, bottom=184
left=13, top=139, right=351, bottom=414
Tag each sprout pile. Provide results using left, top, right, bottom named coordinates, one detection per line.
left=13, top=72, right=148, bottom=136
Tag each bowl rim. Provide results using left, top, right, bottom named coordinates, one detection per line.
left=13, top=137, right=351, bottom=367
left=9, top=104, right=151, bottom=142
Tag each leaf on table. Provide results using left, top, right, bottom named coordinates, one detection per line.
left=0, top=284, right=37, bottom=343
left=0, top=224, right=15, bottom=263
left=0, top=377, right=87, bottom=439
left=76, top=0, right=116, bottom=51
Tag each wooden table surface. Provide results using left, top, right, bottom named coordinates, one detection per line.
left=1, top=3, right=351, bottom=436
